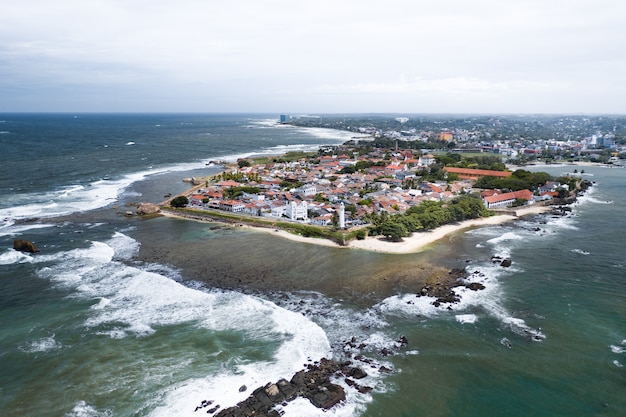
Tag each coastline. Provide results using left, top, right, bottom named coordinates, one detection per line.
left=160, top=204, right=551, bottom=255
left=249, top=205, right=550, bottom=254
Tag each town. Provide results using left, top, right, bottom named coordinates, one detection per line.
left=164, top=114, right=604, bottom=241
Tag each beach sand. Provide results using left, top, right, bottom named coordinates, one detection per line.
left=236, top=205, right=551, bottom=254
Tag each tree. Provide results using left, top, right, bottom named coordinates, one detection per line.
left=170, top=196, right=189, bottom=208
left=380, top=220, right=408, bottom=241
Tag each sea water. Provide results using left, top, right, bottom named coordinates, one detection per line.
left=1, top=114, right=624, bottom=417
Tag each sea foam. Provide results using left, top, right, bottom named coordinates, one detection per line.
left=33, top=232, right=340, bottom=417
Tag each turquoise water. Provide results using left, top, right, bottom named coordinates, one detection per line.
left=0, top=115, right=624, bottom=416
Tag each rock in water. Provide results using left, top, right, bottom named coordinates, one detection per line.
left=136, top=203, right=161, bottom=215
left=213, top=358, right=349, bottom=417
left=13, top=239, right=39, bottom=253
left=500, top=259, right=512, bottom=267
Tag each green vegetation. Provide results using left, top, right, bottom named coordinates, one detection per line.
left=170, top=196, right=189, bottom=208
left=438, top=153, right=507, bottom=171
left=223, top=186, right=261, bottom=199
left=474, top=169, right=552, bottom=191
left=366, top=194, right=490, bottom=240
left=247, top=151, right=317, bottom=165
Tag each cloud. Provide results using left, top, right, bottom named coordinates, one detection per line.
left=0, top=0, right=625, bottom=112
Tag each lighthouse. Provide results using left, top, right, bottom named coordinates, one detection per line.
left=338, top=202, right=345, bottom=229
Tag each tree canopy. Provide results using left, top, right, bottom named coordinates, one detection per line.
left=170, top=196, right=189, bottom=208
left=367, top=194, right=490, bottom=240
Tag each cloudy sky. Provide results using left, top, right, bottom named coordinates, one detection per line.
left=1, top=0, right=625, bottom=113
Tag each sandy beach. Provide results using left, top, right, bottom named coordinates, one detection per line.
left=211, top=204, right=552, bottom=255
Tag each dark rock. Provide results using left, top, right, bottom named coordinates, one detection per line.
left=215, top=358, right=347, bottom=417
left=238, top=385, right=247, bottom=392
left=276, top=378, right=297, bottom=401
left=466, top=282, right=486, bottom=291
left=357, top=385, right=373, bottom=394
left=379, top=347, right=393, bottom=356
left=307, top=383, right=346, bottom=409
left=345, top=378, right=373, bottom=394
left=348, top=366, right=367, bottom=379
left=13, top=239, right=39, bottom=253
left=500, top=259, right=512, bottom=267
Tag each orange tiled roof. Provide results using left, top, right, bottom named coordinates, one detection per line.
left=444, top=167, right=512, bottom=179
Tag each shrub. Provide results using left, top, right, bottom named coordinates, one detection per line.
left=170, top=196, right=189, bottom=208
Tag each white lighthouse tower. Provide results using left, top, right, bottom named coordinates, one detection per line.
left=338, top=202, right=345, bottom=229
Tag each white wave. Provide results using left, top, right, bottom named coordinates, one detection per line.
left=376, top=293, right=442, bottom=317
left=33, top=232, right=340, bottom=416
left=376, top=260, right=545, bottom=341
left=571, top=248, right=590, bottom=255
left=486, top=231, right=525, bottom=245
left=205, top=143, right=329, bottom=165
left=610, top=344, right=625, bottom=354
left=65, top=401, right=112, bottom=417
left=456, top=314, right=477, bottom=324
left=246, top=118, right=281, bottom=128
left=19, top=335, right=62, bottom=353
left=585, top=196, right=612, bottom=205
left=106, top=232, right=140, bottom=261
left=0, top=174, right=143, bottom=223
left=613, top=360, right=623, bottom=368
left=126, top=141, right=135, bottom=145
left=0, top=248, right=35, bottom=265
left=0, top=223, right=55, bottom=237
left=544, top=214, right=579, bottom=231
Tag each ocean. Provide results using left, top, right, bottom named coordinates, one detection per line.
left=0, top=114, right=624, bottom=417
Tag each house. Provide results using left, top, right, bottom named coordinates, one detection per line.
left=311, top=213, right=333, bottom=226
left=482, top=189, right=534, bottom=209
left=395, top=170, right=416, bottom=181
left=189, top=194, right=206, bottom=206
left=217, top=180, right=241, bottom=188
left=219, top=200, right=245, bottom=212
left=418, top=154, right=436, bottom=167
left=270, top=204, right=286, bottom=217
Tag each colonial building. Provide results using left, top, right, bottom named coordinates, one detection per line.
left=482, top=189, right=534, bottom=209
left=285, top=201, right=308, bottom=221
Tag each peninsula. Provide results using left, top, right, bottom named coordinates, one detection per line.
left=146, top=136, right=590, bottom=254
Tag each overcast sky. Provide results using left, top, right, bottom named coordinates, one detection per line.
left=1, top=0, right=625, bottom=114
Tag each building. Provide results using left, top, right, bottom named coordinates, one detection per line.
left=444, top=167, right=513, bottom=181
left=219, top=200, right=246, bottom=212
left=482, top=189, right=534, bottom=209
left=338, top=202, right=345, bottom=229
left=285, top=201, right=308, bottom=221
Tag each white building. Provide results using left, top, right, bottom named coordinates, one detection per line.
left=286, top=201, right=308, bottom=221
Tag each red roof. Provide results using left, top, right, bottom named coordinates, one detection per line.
left=217, top=180, right=241, bottom=187
left=444, top=167, right=512, bottom=179
left=484, top=189, right=533, bottom=204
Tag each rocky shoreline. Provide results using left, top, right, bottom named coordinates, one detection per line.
left=193, top=334, right=409, bottom=417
